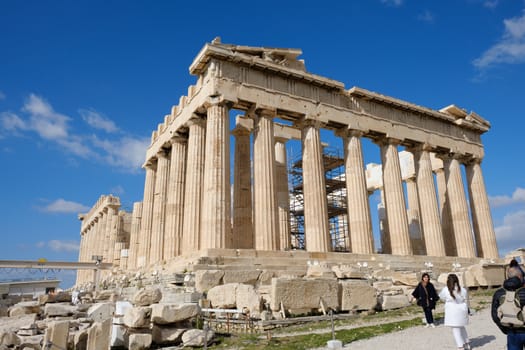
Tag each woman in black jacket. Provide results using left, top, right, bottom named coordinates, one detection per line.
left=411, top=272, right=439, bottom=328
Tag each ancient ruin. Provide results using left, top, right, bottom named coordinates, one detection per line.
left=76, top=38, right=499, bottom=287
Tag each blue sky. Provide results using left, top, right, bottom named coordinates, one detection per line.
left=1, top=0, right=525, bottom=288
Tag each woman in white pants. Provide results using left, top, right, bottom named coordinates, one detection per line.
left=439, top=273, right=471, bottom=350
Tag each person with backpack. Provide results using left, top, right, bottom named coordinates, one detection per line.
left=491, top=266, right=525, bottom=350
left=439, top=273, right=471, bottom=350
left=411, top=272, right=439, bottom=328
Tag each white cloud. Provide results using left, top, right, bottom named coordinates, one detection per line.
left=484, top=0, right=499, bottom=9
left=417, top=10, right=434, bottom=23
left=79, top=109, right=119, bottom=133
left=381, top=0, right=403, bottom=7
left=110, top=185, right=125, bottom=195
left=41, top=199, right=90, bottom=213
left=92, top=135, right=149, bottom=171
left=489, top=187, right=525, bottom=207
left=473, top=10, right=525, bottom=69
left=23, top=94, right=71, bottom=139
left=495, top=210, right=525, bottom=256
left=47, top=240, right=79, bottom=252
left=0, top=111, right=26, bottom=131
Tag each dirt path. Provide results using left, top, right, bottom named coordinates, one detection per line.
left=311, top=307, right=507, bottom=350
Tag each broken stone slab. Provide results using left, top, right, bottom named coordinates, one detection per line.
left=86, top=319, right=111, bottom=350
left=87, top=302, right=116, bottom=322
left=123, top=307, right=151, bottom=329
left=379, top=294, right=410, bottom=310
left=270, top=277, right=339, bottom=313
left=150, top=303, right=200, bottom=324
left=181, top=328, right=215, bottom=347
left=194, top=270, right=224, bottom=293
left=0, top=314, right=38, bottom=333
left=223, top=270, right=262, bottom=285
left=0, top=331, right=21, bottom=347
left=43, top=320, right=69, bottom=350
left=132, top=288, right=162, bottom=306
left=43, top=303, right=77, bottom=317
left=128, top=332, right=152, bottom=350
left=340, top=280, right=378, bottom=311
left=151, top=325, right=186, bottom=345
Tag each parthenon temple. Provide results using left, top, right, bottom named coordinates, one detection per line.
left=76, top=39, right=499, bottom=285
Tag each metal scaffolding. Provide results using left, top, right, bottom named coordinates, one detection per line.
left=288, top=147, right=349, bottom=251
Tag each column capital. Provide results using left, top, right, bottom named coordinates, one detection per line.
left=169, top=134, right=188, bottom=145
left=335, top=127, right=366, bottom=138
left=297, top=116, right=325, bottom=129
left=203, top=97, right=233, bottom=109
left=231, top=124, right=251, bottom=137
left=406, top=142, right=434, bottom=154
left=465, top=155, right=483, bottom=166
left=156, top=149, right=169, bottom=159
left=373, top=136, right=402, bottom=147
left=185, top=113, right=206, bottom=128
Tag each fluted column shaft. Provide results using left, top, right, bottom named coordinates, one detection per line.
left=343, top=130, right=374, bottom=254
left=110, top=213, right=120, bottom=265
left=98, top=211, right=108, bottom=261
left=165, top=136, right=187, bottom=258
left=302, top=120, right=331, bottom=252
left=275, top=137, right=291, bottom=250
left=201, top=102, right=232, bottom=249
left=466, top=159, right=499, bottom=258
left=127, top=202, right=142, bottom=270
left=182, top=117, right=206, bottom=252
left=435, top=167, right=455, bottom=255
left=379, top=138, right=412, bottom=255
left=138, top=162, right=156, bottom=267
left=150, top=151, right=170, bottom=264
left=232, top=126, right=253, bottom=249
left=413, top=146, right=445, bottom=256
left=253, top=110, right=279, bottom=251
left=106, top=207, right=118, bottom=264
left=443, top=156, right=476, bottom=257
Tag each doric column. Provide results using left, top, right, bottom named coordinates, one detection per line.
left=111, top=212, right=122, bottom=268
left=379, top=138, right=412, bottom=255
left=98, top=211, right=109, bottom=261
left=76, top=232, right=86, bottom=284
left=164, top=136, right=187, bottom=259
left=105, top=206, right=118, bottom=264
left=466, top=158, right=499, bottom=258
left=200, top=101, right=232, bottom=249
left=275, top=136, right=291, bottom=250
left=138, top=161, right=156, bottom=267
left=406, top=177, right=425, bottom=255
left=301, top=119, right=331, bottom=252
left=378, top=189, right=391, bottom=254
left=232, top=124, right=253, bottom=249
left=127, top=202, right=142, bottom=270
left=182, top=116, right=206, bottom=252
left=412, top=145, right=446, bottom=257
left=435, top=166, right=455, bottom=255
left=253, top=109, right=279, bottom=251
left=150, top=150, right=170, bottom=264
left=343, top=129, right=374, bottom=254
left=443, top=155, right=476, bottom=258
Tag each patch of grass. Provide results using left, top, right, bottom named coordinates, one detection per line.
left=213, top=317, right=424, bottom=349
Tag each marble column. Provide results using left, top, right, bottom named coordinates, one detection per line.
left=378, top=188, right=391, bottom=253
left=127, top=202, right=142, bottom=270
left=435, top=167, right=455, bottom=256
left=406, top=177, right=425, bottom=255
left=343, top=130, right=374, bottom=254
left=275, top=136, right=291, bottom=250
left=412, top=146, right=445, bottom=257
left=301, top=119, right=331, bottom=252
left=466, top=158, right=499, bottom=258
left=150, top=150, right=170, bottom=264
left=253, top=109, right=279, bottom=251
left=138, top=161, right=156, bottom=267
left=164, top=136, right=187, bottom=259
left=76, top=232, right=86, bottom=284
left=443, top=155, right=476, bottom=258
left=110, top=213, right=120, bottom=265
left=232, top=124, right=253, bottom=249
left=379, top=138, right=412, bottom=255
left=98, top=211, right=108, bottom=261
left=105, top=207, right=117, bottom=264
left=182, top=116, right=206, bottom=252
left=201, top=102, right=232, bottom=249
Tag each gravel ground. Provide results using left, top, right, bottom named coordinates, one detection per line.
left=312, top=307, right=507, bottom=350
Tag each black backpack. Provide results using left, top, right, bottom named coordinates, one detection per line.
left=497, top=288, right=525, bottom=328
